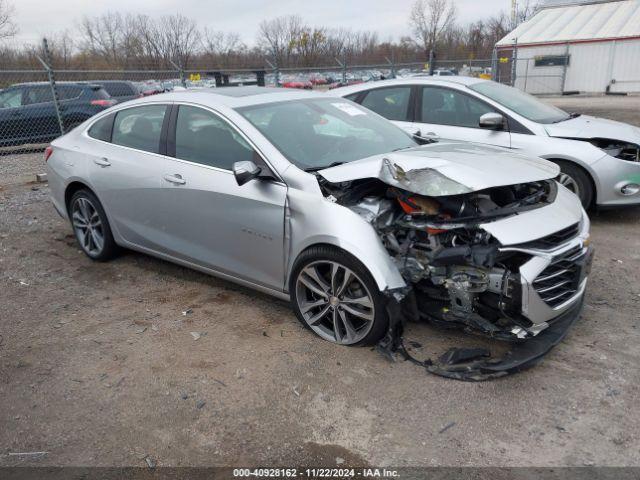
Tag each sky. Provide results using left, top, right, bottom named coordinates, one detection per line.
left=9, top=0, right=513, bottom=47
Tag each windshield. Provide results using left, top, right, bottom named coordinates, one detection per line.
left=469, top=81, right=569, bottom=124
left=237, top=98, right=417, bottom=170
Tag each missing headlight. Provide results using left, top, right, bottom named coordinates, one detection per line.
left=589, top=138, right=640, bottom=162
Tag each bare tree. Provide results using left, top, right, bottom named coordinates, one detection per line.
left=291, top=26, right=327, bottom=66
left=47, top=30, right=76, bottom=68
left=0, top=0, right=17, bottom=41
left=202, top=28, right=245, bottom=65
left=257, top=15, right=303, bottom=67
left=486, top=12, right=510, bottom=46
left=79, top=12, right=125, bottom=66
left=517, top=0, right=541, bottom=25
left=409, top=0, right=457, bottom=59
left=157, top=14, right=200, bottom=68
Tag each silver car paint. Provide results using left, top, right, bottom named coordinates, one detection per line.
left=318, top=141, right=560, bottom=193
left=47, top=88, right=587, bottom=328
left=329, top=77, right=640, bottom=206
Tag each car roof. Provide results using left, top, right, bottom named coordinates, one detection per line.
left=127, top=86, right=324, bottom=108
left=91, top=80, right=136, bottom=85
left=13, top=81, right=102, bottom=88
left=327, top=76, right=488, bottom=96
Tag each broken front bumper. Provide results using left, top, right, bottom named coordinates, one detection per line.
left=424, top=296, right=585, bottom=381
left=379, top=244, right=593, bottom=381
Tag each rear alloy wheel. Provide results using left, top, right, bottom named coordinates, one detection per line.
left=290, top=247, right=388, bottom=346
left=69, top=190, right=117, bottom=261
left=553, top=160, right=594, bottom=208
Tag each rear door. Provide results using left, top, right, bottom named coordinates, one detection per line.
left=415, top=86, right=511, bottom=148
left=86, top=104, right=171, bottom=251
left=159, top=104, right=287, bottom=290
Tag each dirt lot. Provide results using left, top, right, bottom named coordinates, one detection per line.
left=1, top=96, right=639, bottom=468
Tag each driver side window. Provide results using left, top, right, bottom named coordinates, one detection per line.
left=421, top=87, right=497, bottom=128
left=174, top=105, right=255, bottom=170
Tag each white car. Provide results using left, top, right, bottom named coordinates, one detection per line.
left=329, top=77, right=640, bottom=208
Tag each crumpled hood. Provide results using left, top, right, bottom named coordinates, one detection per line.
left=318, top=141, right=559, bottom=196
left=544, top=115, right=640, bottom=144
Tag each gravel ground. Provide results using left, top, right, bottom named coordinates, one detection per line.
left=0, top=96, right=639, bottom=468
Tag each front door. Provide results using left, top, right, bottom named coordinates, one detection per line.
left=415, top=86, right=512, bottom=148
left=159, top=104, right=287, bottom=291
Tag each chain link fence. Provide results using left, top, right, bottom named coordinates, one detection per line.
left=0, top=39, right=501, bottom=155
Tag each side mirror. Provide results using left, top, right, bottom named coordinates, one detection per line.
left=479, top=112, right=505, bottom=130
left=233, top=160, right=262, bottom=186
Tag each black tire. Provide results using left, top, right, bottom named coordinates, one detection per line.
left=289, top=245, right=388, bottom=346
left=69, top=189, right=118, bottom=261
left=553, top=160, right=594, bottom=208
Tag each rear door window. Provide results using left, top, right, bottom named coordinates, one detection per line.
left=88, top=114, right=114, bottom=142
left=112, top=105, right=167, bottom=153
left=360, top=86, right=411, bottom=121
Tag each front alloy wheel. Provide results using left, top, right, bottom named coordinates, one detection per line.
left=553, top=160, right=594, bottom=208
left=295, top=260, right=376, bottom=345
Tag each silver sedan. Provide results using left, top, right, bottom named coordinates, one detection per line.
left=46, top=87, right=592, bottom=378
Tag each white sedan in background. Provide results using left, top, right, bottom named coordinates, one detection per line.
left=329, top=77, right=640, bottom=208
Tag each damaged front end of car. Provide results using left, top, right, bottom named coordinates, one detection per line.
left=317, top=150, right=594, bottom=381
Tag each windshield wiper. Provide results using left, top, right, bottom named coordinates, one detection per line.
left=304, top=161, right=346, bottom=172
left=392, top=145, right=416, bottom=152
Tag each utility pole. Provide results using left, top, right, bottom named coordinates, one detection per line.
left=511, top=0, right=518, bottom=30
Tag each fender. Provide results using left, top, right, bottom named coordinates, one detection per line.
left=284, top=187, right=406, bottom=293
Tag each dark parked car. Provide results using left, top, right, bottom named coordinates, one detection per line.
left=90, top=80, right=141, bottom=103
left=0, top=82, right=116, bottom=147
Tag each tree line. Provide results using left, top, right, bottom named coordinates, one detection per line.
left=0, top=0, right=538, bottom=71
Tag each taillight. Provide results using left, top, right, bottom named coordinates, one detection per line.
left=91, top=99, right=117, bottom=107
left=44, top=146, right=53, bottom=162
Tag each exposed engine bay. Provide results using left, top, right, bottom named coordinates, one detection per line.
left=320, top=166, right=557, bottom=339
left=316, top=161, right=588, bottom=380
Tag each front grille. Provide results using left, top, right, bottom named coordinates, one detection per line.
left=533, top=245, right=585, bottom=308
left=521, top=223, right=580, bottom=250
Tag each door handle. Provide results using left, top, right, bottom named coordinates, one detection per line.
left=163, top=174, right=186, bottom=185
left=93, top=157, right=111, bottom=167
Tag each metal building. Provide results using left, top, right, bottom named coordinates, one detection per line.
left=496, top=0, right=640, bottom=94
